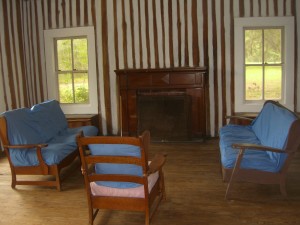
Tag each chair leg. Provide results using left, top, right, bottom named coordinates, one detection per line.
left=225, top=150, right=245, bottom=199
left=159, top=171, right=166, bottom=200
left=11, top=171, right=16, bottom=189
left=225, top=180, right=233, bottom=200
left=145, top=209, right=150, bottom=225
left=56, top=176, right=61, bottom=191
left=89, top=208, right=99, bottom=225
left=225, top=169, right=237, bottom=200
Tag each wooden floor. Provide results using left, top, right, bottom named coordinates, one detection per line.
left=1, top=139, right=300, bottom=225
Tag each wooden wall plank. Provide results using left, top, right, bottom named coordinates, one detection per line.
left=62, top=0, right=66, bottom=28
left=2, top=0, right=17, bottom=109
left=211, top=0, right=219, bottom=136
left=184, top=0, right=188, bottom=66
left=230, top=0, right=235, bottom=115
left=220, top=0, right=226, bottom=126
left=10, top=0, right=21, bottom=106
left=168, top=0, right=174, bottom=67
left=160, top=0, right=166, bottom=68
left=138, top=0, right=143, bottom=68
left=55, top=0, right=59, bottom=28
left=76, top=0, right=80, bottom=26
left=0, top=28, right=8, bottom=111
left=113, top=0, right=119, bottom=70
left=239, top=0, right=244, bottom=17
left=177, top=0, right=181, bottom=66
left=152, top=0, right=159, bottom=68
left=101, top=0, right=112, bottom=134
left=145, top=0, right=150, bottom=68
left=84, top=0, right=88, bottom=25
left=192, top=0, right=199, bottom=66
left=34, top=0, right=44, bottom=101
left=129, top=0, right=135, bottom=68
left=292, top=0, right=298, bottom=111
left=274, top=0, right=278, bottom=16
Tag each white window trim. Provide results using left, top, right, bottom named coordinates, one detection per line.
left=234, top=17, right=294, bottom=112
left=44, top=27, right=98, bottom=114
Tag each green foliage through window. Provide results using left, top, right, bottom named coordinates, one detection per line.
left=244, top=28, right=282, bottom=101
left=56, top=37, right=89, bottom=104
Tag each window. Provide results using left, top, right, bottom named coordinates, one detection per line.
left=44, top=27, right=98, bottom=114
left=234, top=17, right=294, bottom=112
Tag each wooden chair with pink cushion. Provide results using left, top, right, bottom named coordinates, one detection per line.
left=77, top=130, right=167, bottom=225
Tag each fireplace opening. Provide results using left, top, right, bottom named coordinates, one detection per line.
left=137, top=91, right=191, bottom=142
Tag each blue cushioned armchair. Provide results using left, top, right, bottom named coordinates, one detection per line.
left=0, top=100, right=98, bottom=190
left=219, top=100, right=300, bottom=199
left=77, top=130, right=167, bottom=225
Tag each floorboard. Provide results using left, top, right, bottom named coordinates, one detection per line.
left=1, top=139, right=300, bottom=225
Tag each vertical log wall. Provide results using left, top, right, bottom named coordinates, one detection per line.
left=0, top=0, right=299, bottom=136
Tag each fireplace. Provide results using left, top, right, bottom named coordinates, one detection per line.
left=137, top=91, right=191, bottom=142
left=115, top=67, right=208, bottom=141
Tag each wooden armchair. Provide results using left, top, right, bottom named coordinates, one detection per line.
left=0, top=100, right=98, bottom=190
left=219, top=100, right=300, bottom=199
left=77, top=130, right=167, bottom=225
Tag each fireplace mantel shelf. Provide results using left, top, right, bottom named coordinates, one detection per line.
left=115, top=67, right=209, bottom=140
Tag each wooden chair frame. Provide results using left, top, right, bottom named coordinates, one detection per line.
left=0, top=116, right=79, bottom=191
left=77, top=130, right=166, bottom=225
left=221, top=101, right=300, bottom=199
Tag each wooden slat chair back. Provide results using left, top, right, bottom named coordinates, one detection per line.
left=77, top=130, right=167, bottom=225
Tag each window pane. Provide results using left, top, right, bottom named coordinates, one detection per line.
left=58, top=73, right=74, bottom=103
left=264, top=66, right=282, bottom=100
left=245, top=66, right=263, bottom=100
left=264, top=29, right=282, bottom=64
left=57, top=39, right=72, bottom=71
left=74, top=73, right=89, bottom=103
left=245, top=29, right=262, bottom=64
left=73, top=38, right=88, bottom=70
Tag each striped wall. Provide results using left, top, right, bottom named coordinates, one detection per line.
left=0, top=0, right=299, bottom=136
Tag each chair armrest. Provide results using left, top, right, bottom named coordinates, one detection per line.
left=225, top=115, right=254, bottom=121
left=225, top=116, right=254, bottom=122
left=148, top=153, right=167, bottom=175
left=232, top=143, right=284, bottom=153
left=4, top=143, right=48, bottom=149
left=3, top=143, right=49, bottom=173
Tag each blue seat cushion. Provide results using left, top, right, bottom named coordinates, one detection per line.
left=9, top=143, right=77, bottom=166
left=219, top=124, right=286, bottom=172
left=9, top=126, right=98, bottom=167
left=88, top=144, right=143, bottom=189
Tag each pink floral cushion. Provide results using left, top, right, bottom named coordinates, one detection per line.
left=90, top=171, right=159, bottom=198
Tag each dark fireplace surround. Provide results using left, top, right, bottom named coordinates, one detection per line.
left=115, top=67, right=208, bottom=142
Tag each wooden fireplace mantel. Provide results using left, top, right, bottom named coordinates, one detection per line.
left=115, top=67, right=209, bottom=139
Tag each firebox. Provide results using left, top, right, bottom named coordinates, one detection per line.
left=137, top=91, right=191, bottom=142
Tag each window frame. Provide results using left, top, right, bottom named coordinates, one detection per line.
left=234, top=17, right=294, bottom=112
left=44, top=27, right=98, bottom=114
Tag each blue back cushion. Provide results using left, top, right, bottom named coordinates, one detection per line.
left=31, top=100, right=68, bottom=142
left=252, top=102, right=297, bottom=161
left=88, top=144, right=143, bottom=188
left=4, top=108, right=45, bottom=144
